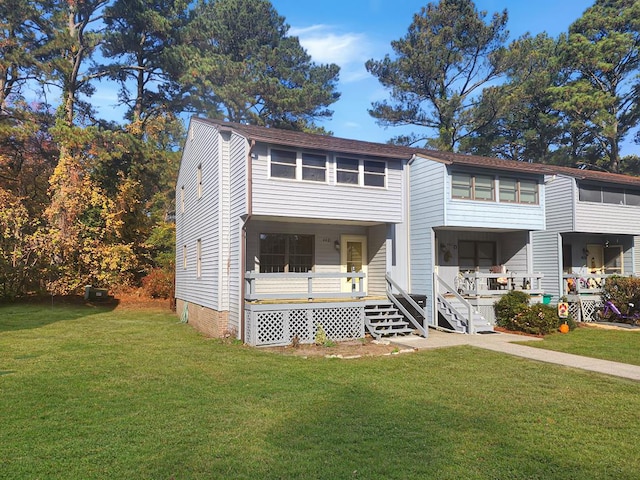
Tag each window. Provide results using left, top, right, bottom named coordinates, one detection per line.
left=302, top=153, right=326, bottom=182
left=336, top=157, right=359, bottom=185
left=259, top=233, right=314, bottom=273
left=499, top=178, right=539, bottom=204
left=196, top=239, right=202, bottom=278
left=579, top=183, right=640, bottom=206
left=336, top=157, right=387, bottom=187
left=270, top=149, right=327, bottom=182
left=452, top=173, right=494, bottom=201
left=364, top=160, right=386, bottom=187
left=197, top=164, right=202, bottom=199
left=458, top=240, right=496, bottom=271
left=182, top=245, right=187, bottom=269
left=270, top=149, right=297, bottom=179
left=180, top=185, right=185, bottom=213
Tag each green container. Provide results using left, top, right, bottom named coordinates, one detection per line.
left=542, top=294, right=552, bottom=304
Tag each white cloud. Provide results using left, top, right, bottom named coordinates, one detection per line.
left=290, top=24, right=373, bottom=83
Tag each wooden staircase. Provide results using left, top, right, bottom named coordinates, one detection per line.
left=437, top=294, right=493, bottom=334
left=364, top=300, right=415, bottom=339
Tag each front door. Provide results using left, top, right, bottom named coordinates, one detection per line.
left=587, top=244, right=604, bottom=274
left=341, top=235, right=368, bottom=293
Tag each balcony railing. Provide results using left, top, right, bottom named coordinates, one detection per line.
left=455, top=271, right=544, bottom=296
left=245, top=271, right=366, bottom=301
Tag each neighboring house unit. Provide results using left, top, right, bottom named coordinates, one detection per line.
left=408, top=151, right=549, bottom=332
left=532, top=167, right=640, bottom=321
left=175, top=118, right=426, bottom=346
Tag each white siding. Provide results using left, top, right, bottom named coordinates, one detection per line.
left=175, top=120, right=221, bottom=310
left=250, top=144, right=404, bottom=223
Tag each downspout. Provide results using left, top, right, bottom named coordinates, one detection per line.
left=239, top=139, right=255, bottom=343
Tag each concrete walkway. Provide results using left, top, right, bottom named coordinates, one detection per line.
left=390, top=329, right=640, bottom=382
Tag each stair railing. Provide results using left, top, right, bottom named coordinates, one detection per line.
left=385, top=273, right=428, bottom=338
left=434, top=273, right=475, bottom=334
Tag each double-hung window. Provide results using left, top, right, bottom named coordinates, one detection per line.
left=336, top=157, right=387, bottom=187
left=270, top=148, right=327, bottom=183
left=452, top=173, right=494, bottom=201
left=259, top=233, right=314, bottom=273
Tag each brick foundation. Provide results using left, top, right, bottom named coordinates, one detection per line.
left=175, top=298, right=229, bottom=338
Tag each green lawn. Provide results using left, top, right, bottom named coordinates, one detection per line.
left=522, top=325, right=640, bottom=366
left=1, top=303, right=639, bottom=479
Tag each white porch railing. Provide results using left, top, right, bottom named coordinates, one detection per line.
left=244, top=271, right=366, bottom=301
left=455, top=272, right=544, bottom=296
left=562, top=274, right=608, bottom=296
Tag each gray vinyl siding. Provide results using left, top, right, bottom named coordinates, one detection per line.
left=545, top=175, right=574, bottom=231
left=367, top=224, right=388, bottom=295
left=250, top=143, right=404, bottom=224
left=175, top=121, right=221, bottom=310
left=409, top=159, right=443, bottom=324
left=228, top=132, right=248, bottom=332
left=499, top=231, right=529, bottom=273
left=532, top=231, right=562, bottom=301
left=635, top=237, right=640, bottom=274
left=575, top=201, right=640, bottom=235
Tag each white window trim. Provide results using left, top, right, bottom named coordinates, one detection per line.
left=197, top=164, right=202, bottom=199
left=335, top=156, right=388, bottom=189
left=268, top=147, right=328, bottom=184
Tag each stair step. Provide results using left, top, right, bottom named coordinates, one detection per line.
left=366, top=319, right=409, bottom=327
left=369, top=326, right=414, bottom=335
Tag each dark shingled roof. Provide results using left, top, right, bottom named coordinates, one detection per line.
left=197, top=118, right=417, bottom=160
left=194, top=118, right=640, bottom=188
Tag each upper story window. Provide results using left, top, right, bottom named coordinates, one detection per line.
left=180, top=185, right=185, bottom=213
left=259, top=233, right=314, bottom=273
left=302, top=153, right=326, bottom=182
left=336, top=157, right=387, bottom=188
left=452, top=173, right=494, bottom=201
left=270, top=148, right=327, bottom=183
left=579, top=183, right=640, bottom=206
left=197, top=164, right=203, bottom=199
left=499, top=178, right=539, bottom=204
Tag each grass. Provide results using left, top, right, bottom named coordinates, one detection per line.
left=1, top=302, right=640, bottom=479
left=521, top=325, right=640, bottom=366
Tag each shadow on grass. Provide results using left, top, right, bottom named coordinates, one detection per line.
left=0, top=295, right=119, bottom=332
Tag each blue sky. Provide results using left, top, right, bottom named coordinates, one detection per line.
left=272, top=0, right=639, bottom=156
left=85, top=0, right=638, bottom=156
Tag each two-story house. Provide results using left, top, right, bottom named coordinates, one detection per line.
left=175, top=118, right=426, bottom=346
left=532, top=166, right=640, bottom=321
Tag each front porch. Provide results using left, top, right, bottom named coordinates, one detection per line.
left=244, top=272, right=426, bottom=346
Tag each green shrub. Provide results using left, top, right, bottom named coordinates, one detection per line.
left=602, top=276, right=640, bottom=318
left=511, top=303, right=560, bottom=335
left=494, top=290, right=530, bottom=328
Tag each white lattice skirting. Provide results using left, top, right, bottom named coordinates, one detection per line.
left=245, top=302, right=366, bottom=347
